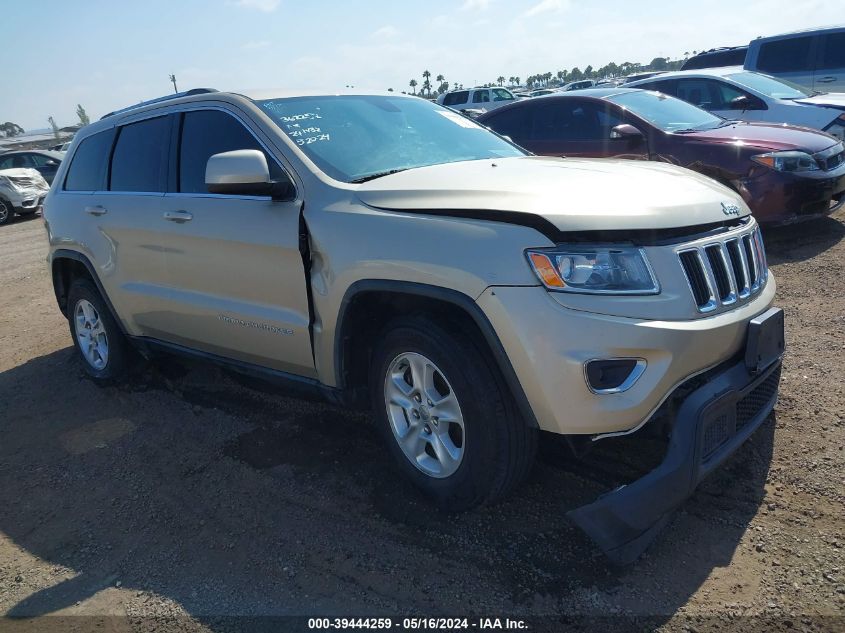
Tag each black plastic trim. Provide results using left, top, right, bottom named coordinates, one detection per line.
left=334, top=279, right=539, bottom=428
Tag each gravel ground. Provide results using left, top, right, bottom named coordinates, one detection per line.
left=0, top=211, right=843, bottom=632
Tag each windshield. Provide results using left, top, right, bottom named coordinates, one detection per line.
left=607, top=90, right=724, bottom=132
left=725, top=72, right=811, bottom=99
left=255, top=95, right=524, bottom=183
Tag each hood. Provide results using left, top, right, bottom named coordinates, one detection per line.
left=793, top=92, right=845, bottom=110
left=683, top=120, right=840, bottom=152
left=0, top=167, right=49, bottom=188
left=355, top=156, right=749, bottom=232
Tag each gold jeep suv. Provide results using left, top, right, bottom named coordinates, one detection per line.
left=43, top=89, right=784, bottom=563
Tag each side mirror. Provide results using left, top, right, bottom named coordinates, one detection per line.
left=45, top=159, right=60, bottom=167
left=728, top=95, right=762, bottom=111
left=205, top=149, right=292, bottom=199
left=610, top=124, right=644, bottom=140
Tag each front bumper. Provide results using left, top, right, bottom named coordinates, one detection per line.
left=569, top=349, right=782, bottom=564
left=741, top=162, right=845, bottom=225
left=476, top=279, right=776, bottom=436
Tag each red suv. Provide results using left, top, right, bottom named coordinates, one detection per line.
left=478, top=88, right=845, bottom=225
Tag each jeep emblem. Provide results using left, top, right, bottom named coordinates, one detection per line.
left=721, top=202, right=741, bottom=216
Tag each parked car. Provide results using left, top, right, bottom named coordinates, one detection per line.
left=44, top=88, right=783, bottom=562
left=626, top=67, right=845, bottom=140
left=528, top=88, right=558, bottom=97
left=682, top=46, right=749, bottom=71
left=561, top=79, right=595, bottom=91
left=620, top=71, right=664, bottom=84
left=50, top=141, right=73, bottom=153
left=0, top=168, right=49, bottom=224
left=745, top=26, right=845, bottom=92
left=436, top=87, right=516, bottom=113
left=0, top=150, right=64, bottom=184
left=479, top=89, right=845, bottom=225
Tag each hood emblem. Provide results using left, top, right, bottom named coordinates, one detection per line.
left=721, top=202, right=741, bottom=217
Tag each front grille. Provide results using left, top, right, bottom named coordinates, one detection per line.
left=8, top=176, right=36, bottom=188
left=814, top=142, right=845, bottom=171
left=701, top=365, right=781, bottom=460
left=678, top=226, right=767, bottom=313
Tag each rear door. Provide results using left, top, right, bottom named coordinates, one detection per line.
left=157, top=107, right=314, bottom=377
left=815, top=31, right=845, bottom=92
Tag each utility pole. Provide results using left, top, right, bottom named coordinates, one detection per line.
left=169, top=74, right=178, bottom=93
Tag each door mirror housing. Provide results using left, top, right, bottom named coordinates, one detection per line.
left=45, top=159, right=60, bottom=167
left=610, top=124, right=644, bottom=140
left=205, top=150, right=292, bottom=199
left=728, top=94, right=764, bottom=111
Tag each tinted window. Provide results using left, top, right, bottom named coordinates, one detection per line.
left=674, top=79, right=719, bottom=109
left=483, top=107, right=531, bottom=143
left=531, top=101, right=624, bottom=140
left=472, top=90, right=490, bottom=103
left=179, top=110, right=285, bottom=194
left=29, top=154, right=58, bottom=167
left=492, top=88, right=514, bottom=102
left=443, top=91, right=469, bottom=106
left=110, top=116, right=170, bottom=192
left=757, top=36, right=813, bottom=72
left=681, top=47, right=748, bottom=70
left=64, top=129, right=115, bottom=191
left=818, top=32, right=845, bottom=70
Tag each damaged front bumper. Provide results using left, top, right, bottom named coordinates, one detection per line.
left=569, top=307, right=785, bottom=564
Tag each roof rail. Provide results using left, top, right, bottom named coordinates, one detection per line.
left=100, top=88, right=219, bottom=120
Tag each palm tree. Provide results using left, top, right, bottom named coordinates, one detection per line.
left=409, top=79, right=418, bottom=95
left=497, top=76, right=505, bottom=86
left=422, top=70, right=432, bottom=96
left=436, top=74, right=444, bottom=84
left=514, top=76, right=520, bottom=87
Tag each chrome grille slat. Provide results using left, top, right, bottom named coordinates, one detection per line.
left=677, top=226, right=767, bottom=313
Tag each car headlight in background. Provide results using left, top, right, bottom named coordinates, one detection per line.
left=751, top=150, right=820, bottom=172
left=526, top=246, right=659, bottom=294
left=0, top=175, right=19, bottom=191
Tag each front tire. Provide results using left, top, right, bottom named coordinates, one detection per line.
left=0, top=200, right=12, bottom=225
left=370, top=315, right=536, bottom=511
left=67, top=278, right=131, bottom=382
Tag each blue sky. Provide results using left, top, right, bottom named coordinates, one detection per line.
left=2, top=0, right=832, bottom=130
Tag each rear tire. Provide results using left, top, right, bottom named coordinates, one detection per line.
left=67, top=278, right=131, bottom=383
left=370, top=315, right=536, bottom=511
left=0, top=200, right=11, bottom=225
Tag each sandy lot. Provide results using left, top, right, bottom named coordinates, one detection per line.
left=0, top=211, right=843, bottom=632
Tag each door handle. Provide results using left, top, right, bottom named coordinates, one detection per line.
left=84, top=205, right=107, bottom=216
left=817, top=76, right=837, bottom=83
left=163, top=210, right=193, bottom=223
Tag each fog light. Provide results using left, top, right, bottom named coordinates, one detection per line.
left=584, top=358, right=646, bottom=394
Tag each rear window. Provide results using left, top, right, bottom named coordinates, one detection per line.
left=681, top=47, right=748, bottom=70
left=64, top=129, right=115, bottom=191
left=443, top=91, right=469, bottom=106
left=757, top=36, right=814, bottom=73
left=110, top=116, right=171, bottom=192
left=818, top=32, right=845, bottom=71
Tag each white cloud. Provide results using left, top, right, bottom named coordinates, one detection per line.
left=523, top=0, right=569, bottom=18
left=461, top=0, right=491, bottom=10
left=242, top=40, right=271, bottom=49
left=233, top=0, right=280, bottom=12
left=372, top=25, right=399, bottom=39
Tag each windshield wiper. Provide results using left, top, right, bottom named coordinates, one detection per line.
left=350, top=168, right=409, bottom=184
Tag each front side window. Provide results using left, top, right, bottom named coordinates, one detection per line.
left=608, top=91, right=724, bottom=132
left=530, top=101, right=625, bottom=141
left=492, top=88, right=514, bottom=102
left=818, top=32, right=845, bottom=70
left=674, top=79, right=719, bottom=109
left=482, top=107, right=531, bottom=143
left=757, top=36, right=814, bottom=73
left=64, top=129, right=115, bottom=191
left=110, top=116, right=171, bottom=192
left=256, top=95, right=523, bottom=183
left=179, top=110, right=286, bottom=194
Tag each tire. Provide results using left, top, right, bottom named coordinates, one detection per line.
left=0, top=199, right=11, bottom=225
left=370, top=315, right=537, bottom=511
left=67, top=278, right=131, bottom=382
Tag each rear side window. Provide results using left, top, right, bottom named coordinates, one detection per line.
left=64, top=129, right=115, bottom=191
left=443, top=91, right=469, bottom=106
left=757, top=36, right=814, bottom=73
left=110, top=116, right=171, bottom=192
left=483, top=107, right=531, bottom=143
left=179, top=109, right=286, bottom=194
left=818, top=32, right=845, bottom=70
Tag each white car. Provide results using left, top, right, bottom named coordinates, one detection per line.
left=626, top=67, right=845, bottom=140
left=0, top=168, right=50, bottom=225
left=436, top=87, right=516, bottom=113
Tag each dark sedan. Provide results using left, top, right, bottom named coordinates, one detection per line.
left=478, top=88, right=845, bottom=225
left=0, top=150, right=63, bottom=185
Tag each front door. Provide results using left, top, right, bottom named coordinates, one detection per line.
left=156, top=108, right=315, bottom=377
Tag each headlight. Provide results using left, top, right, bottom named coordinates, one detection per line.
left=526, top=246, right=659, bottom=294
left=751, top=150, right=820, bottom=172
left=0, top=175, right=15, bottom=190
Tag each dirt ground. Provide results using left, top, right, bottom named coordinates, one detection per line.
left=0, top=211, right=843, bottom=633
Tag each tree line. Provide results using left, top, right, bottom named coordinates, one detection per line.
left=0, top=104, right=91, bottom=139
left=405, top=52, right=697, bottom=96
